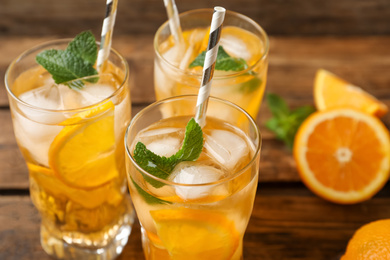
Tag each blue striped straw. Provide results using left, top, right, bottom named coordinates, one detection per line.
left=195, top=7, right=226, bottom=127
left=97, top=0, right=118, bottom=72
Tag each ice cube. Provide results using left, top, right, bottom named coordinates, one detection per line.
left=13, top=112, right=62, bottom=166
left=16, top=83, right=65, bottom=166
left=138, top=128, right=183, bottom=157
left=220, top=26, right=263, bottom=64
left=57, top=83, right=116, bottom=109
left=204, top=129, right=249, bottom=171
left=75, top=83, right=116, bottom=108
left=169, top=162, right=227, bottom=200
left=146, top=137, right=181, bottom=157
left=162, top=44, right=182, bottom=68
left=19, top=83, right=62, bottom=110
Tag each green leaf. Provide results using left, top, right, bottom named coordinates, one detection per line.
left=189, top=46, right=248, bottom=72
left=133, top=118, right=203, bottom=189
left=174, top=118, right=204, bottom=161
left=240, top=76, right=262, bottom=94
left=265, top=93, right=315, bottom=149
left=35, top=31, right=99, bottom=90
left=67, top=31, right=98, bottom=65
left=266, top=93, right=290, bottom=118
left=130, top=177, right=171, bottom=205
left=36, top=50, right=98, bottom=87
left=133, top=142, right=176, bottom=188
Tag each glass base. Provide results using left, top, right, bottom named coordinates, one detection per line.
left=40, top=214, right=134, bottom=260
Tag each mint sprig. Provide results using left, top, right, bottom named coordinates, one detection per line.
left=189, top=46, right=262, bottom=93
left=131, top=177, right=171, bottom=205
left=265, top=93, right=315, bottom=149
left=36, top=31, right=98, bottom=89
left=133, top=118, right=203, bottom=189
left=189, top=45, right=248, bottom=71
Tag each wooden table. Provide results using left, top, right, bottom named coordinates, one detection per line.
left=1, top=1, right=390, bottom=259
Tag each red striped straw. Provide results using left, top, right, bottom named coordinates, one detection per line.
left=97, top=0, right=118, bottom=72
left=195, top=6, right=226, bottom=127
left=163, top=0, right=184, bottom=45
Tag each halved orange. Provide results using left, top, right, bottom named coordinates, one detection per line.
left=314, top=69, right=388, bottom=117
left=293, top=108, right=390, bottom=204
left=150, top=208, right=240, bottom=260
left=49, top=101, right=119, bottom=189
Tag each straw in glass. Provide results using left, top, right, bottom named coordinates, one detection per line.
left=195, top=6, right=226, bottom=128
left=163, top=0, right=184, bottom=45
left=97, top=0, right=119, bottom=72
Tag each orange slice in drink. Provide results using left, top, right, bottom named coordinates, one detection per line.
left=293, top=108, right=390, bottom=204
left=49, top=101, right=119, bottom=189
left=314, top=69, right=388, bottom=117
left=151, top=208, right=240, bottom=260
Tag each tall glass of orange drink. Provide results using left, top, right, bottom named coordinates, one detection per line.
left=125, top=95, right=261, bottom=259
left=154, top=9, right=269, bottom=120
left=5, top=38, right=134, bottom=259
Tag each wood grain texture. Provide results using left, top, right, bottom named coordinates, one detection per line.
left=2, top=186, right=390, bottom=260
left=1, top=0, right=390, bottom=36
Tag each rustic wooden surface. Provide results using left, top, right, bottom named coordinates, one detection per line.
left=1, top=0, right=390, bottom=259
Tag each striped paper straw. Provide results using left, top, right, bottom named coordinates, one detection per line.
left=195, top=6, right=226, bottom=127
left=97, top=0, right=118, bottom=72
left=163, top=0, right=183, bottom=44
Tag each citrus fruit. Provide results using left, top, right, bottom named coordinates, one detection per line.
left=341, top=219, right=390, bottom=260
left=150, top=208, right=239, bottom=260
left=29, top=163, right=121, bottom=209
left=314, top=69, right=388, bottom=117
left=49, top=101, right=119, bottom=189
left=293, top=108, right=390, bottom=204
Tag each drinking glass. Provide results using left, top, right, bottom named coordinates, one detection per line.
left=125, top=95, right=261, bottom=259
left=5, top=39, right=135, bottom=259
left=154, top=9, right=269, bottom=120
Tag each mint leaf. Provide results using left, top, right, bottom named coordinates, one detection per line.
left=267, top=93, right=290, bottom=118
left=133, top=118, right=203, bottom=189
left=131, top=177, right=171, bottom=205
left=67, top=31, right=98, bottom=65
left=189, top=46, right=262, bottom=93
left=36, top=50, right=98, bottom=89
left=240, top=76, right=262, bottom=94
left=36, top=30, right=98, bottom=89
left=265, top=93, right=315, bottom=149
left=174, top=118, right=204, bottom=161
left=189, top=46, right=248, bottom=71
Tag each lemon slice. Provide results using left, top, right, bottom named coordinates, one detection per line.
left=49, top=101, right=118, bottom=189
left=314, top=69, right=388, bottom=117
left=151, top=208, right=239, bottom=260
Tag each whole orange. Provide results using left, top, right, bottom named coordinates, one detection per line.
left=341, top=219, right=390, bottom=259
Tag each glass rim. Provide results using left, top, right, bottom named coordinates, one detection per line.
left=4, top=38, right=129, bottom=114
left=125, top=94, right=261, bottom=188
left=153, top=8, right=269, bottom=80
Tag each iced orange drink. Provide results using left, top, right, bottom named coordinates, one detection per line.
left=154, top=9, right=269, bottom=119
left=5, top=32, right=134, bottom=259
left=125, top=95, right=261, bottom=259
